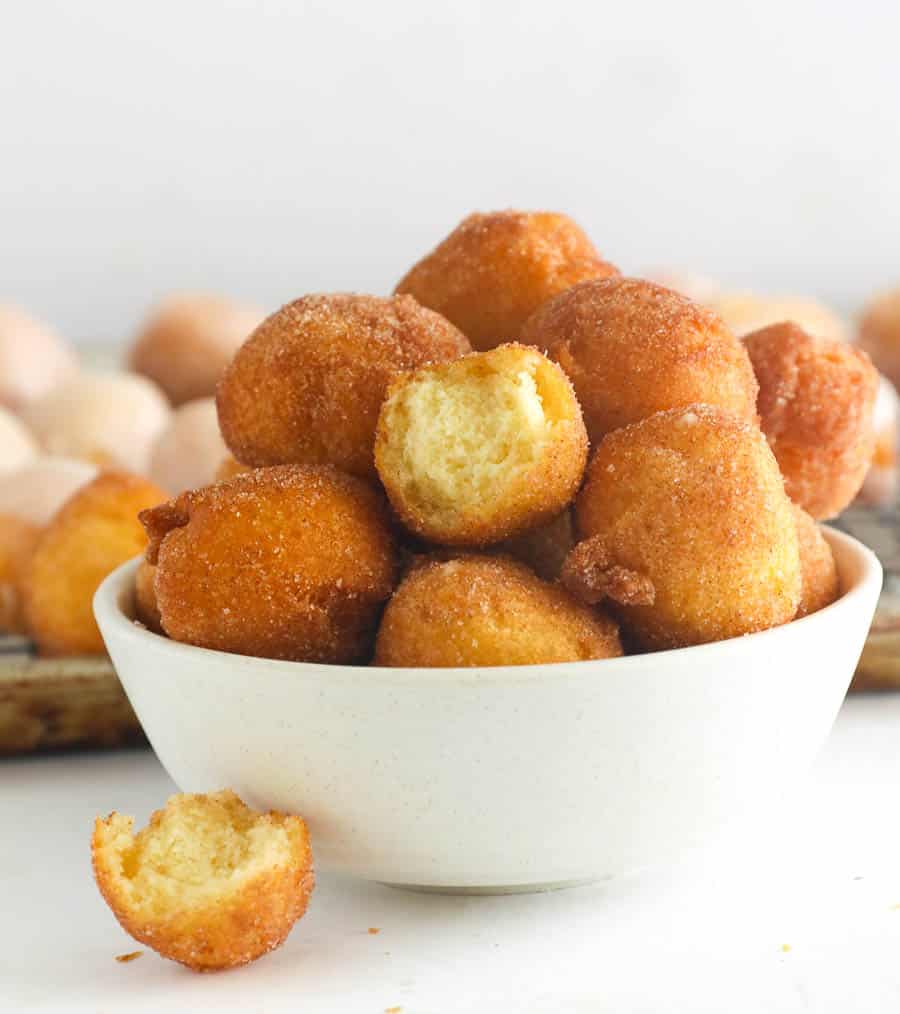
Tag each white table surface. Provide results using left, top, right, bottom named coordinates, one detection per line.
left=3, top=694, right=900, bottom=1014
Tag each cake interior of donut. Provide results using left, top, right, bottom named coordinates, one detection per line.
left=96, top=790, right=299, bottom=912
left=383, top=349, right=573, bottom=517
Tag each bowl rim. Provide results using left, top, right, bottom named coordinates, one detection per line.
left=94, top=527, right=882, bottom=684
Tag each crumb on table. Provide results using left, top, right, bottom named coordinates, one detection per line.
left=115, top=951, right=143, bottom=963
left=368, top=927, right=381, bottom=935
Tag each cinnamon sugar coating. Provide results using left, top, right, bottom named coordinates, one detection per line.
left=141, top=465, right=397, bottom=663
left=374, top=554, right=622, bottom=667
left=745, top=322, right=878, bottom=519
left=523, top=277, right=758, bottom=443
left=561, top=534, right=655, bottom=608
left=566, top=406, right=801, bottom=650
left=394, top=211, right=618, bottom=350
left=216, top=293, right=470, bottom=480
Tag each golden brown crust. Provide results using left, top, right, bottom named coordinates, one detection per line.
left=522, top=277, right=758, bottom=443
left=572, top=405, right=801, bottom=650
left=792, top=504, right=840, bottom=618
left=133, top=559, right=163, bottom=634
left=374, top=344, right=588, bottom=547
left=0, top=513, right=42, bottom=634
left=216, top=293, right=470, bottom=480
left=745, top=322, right=878, bottom=520
left=92, top=791, right=314, bottom=972
left=22, top=472, right=166, bottom=656
left=141, top=465, right=397, bottom=662
left=374, top=554, right=622, bottom=667
left=394, top=210, right=619, bottom=350
left=561, top=534, right=655, bottom=608
left=130, top=294, right=265, bottom=406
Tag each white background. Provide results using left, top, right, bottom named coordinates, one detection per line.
left=3, top=0, right=900, bottom=345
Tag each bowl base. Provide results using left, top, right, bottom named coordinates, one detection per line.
left=380, top=877, right=598, bottom=896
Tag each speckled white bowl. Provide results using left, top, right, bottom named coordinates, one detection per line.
left=95, top=529, right=880, bottom=893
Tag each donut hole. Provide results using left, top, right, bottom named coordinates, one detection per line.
left=383, top=347, right=570, bottom=523
left=97, top=792, right=299, bottom=917
left=374, top=554, right=622, bottom=667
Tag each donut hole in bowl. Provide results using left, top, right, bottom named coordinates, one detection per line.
left=376, top=343, right=586, bottom=544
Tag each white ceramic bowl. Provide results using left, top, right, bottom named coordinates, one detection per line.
left=95, top=529, right=881, bottom=893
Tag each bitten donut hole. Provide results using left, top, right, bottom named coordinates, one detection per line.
left=98, top=792, right=297, bottom=914
left=385, top=349, right=564, bottom=519
left=375, top=343, right=588, bottom=546
left=93, top=789, right=314, bottom=971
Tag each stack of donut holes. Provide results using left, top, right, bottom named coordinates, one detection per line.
left=138, top=210, right=879, bottom=668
